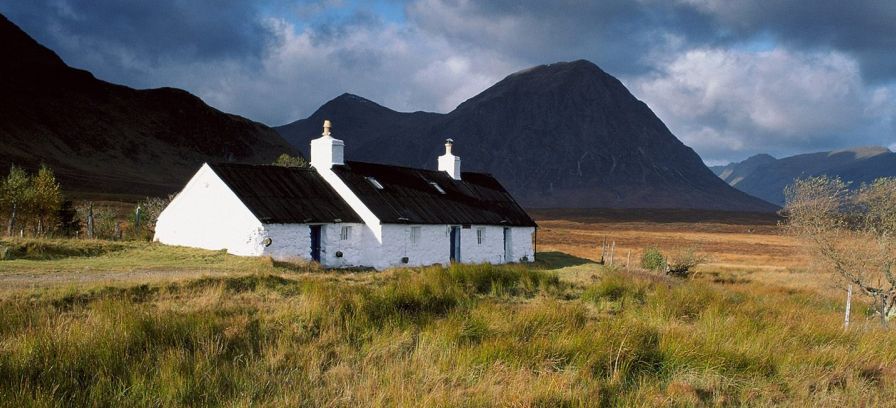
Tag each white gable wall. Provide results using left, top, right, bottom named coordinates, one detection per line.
left=155, top=164, right=266, bottom=256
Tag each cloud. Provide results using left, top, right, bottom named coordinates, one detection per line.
left=1, top=0, right=276, bottom=88
left=1, top=0, right=894, bottom=162
left=406, top=0, right=720, bottom=77
left=151, top=14, right=519, bottom=124
left=677, top=0, right=896, bottom=82
left=633, top=48, right=896, bottom=162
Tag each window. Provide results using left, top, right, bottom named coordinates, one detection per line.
left=366, top=177, right=384, bottom=189
left=477, top=227, right=485, bottom=245
left=428, top=181, right=446, bottom=194
left=340, top=226, right=352, bottom=241
left=410, top=226, right=421, bottom=246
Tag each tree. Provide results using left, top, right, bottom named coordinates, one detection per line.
left=1, top=165, right=32, bottom=236
left=784, top=176, right=896, bottom=325
left=132, top=195, right=173, bottom=240
left=273, top=154, right=308, bottom=168
left=31, top=164, right=63, bottom=236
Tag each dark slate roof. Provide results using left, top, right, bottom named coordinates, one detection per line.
left=332, top=161, right=537, bottom=227
left=207, top=163, right=362, bottom=224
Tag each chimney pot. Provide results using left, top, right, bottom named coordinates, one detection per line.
left=438, top=138, right=461, bottom=180
left=310, top=119, right=344, bottom=169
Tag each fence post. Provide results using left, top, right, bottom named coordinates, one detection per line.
left=134, top=205, right=142, bottom=238
left=844, top=284, right=852, bottom=330
left=87, top=202, right=95, bottom=239
left=609, top=241, right=616, bottom=265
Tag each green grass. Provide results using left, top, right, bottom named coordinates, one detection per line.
left=1, top=243, right=895, bottom=406
left=0, top=238, right=279, bottom=273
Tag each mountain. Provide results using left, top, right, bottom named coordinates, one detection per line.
left=711, top=146, right=896, bottom=206
left=0, top=14, right=297, bottom=200
left=277, top=60, right=777, bottom=212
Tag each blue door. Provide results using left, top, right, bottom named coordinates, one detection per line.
left=310, top=225, right=322, bottom=262
left=449, top=226, right=460, bottom=262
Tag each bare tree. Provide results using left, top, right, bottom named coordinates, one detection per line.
left=784, top=176, right=896, bottom=326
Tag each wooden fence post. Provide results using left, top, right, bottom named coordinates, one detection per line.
left=844, top=284, right=852, bottom=330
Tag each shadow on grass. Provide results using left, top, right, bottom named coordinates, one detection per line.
left=535, top=251, right=595, bottom=269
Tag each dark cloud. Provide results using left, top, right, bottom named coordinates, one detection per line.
left=0, top=0, right=893, bottom=162
left=0, top=0, right=277, bottom=87
left=407, top=0, right=725, bottom=77
left=680, top=0, right=896, bottom=83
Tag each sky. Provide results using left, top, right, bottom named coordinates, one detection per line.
left=2, top=0, right=895, bottom=165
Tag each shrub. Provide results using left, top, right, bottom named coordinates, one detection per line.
left=666, top=248, right=707, bottom=278
left=640, top=246, right=666, bottom=271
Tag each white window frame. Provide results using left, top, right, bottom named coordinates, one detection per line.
left=340, top=225, right=352, bottom=241
left=476, top=227, right=485, bottom=245
left=410, top=226, right=422, bottom=246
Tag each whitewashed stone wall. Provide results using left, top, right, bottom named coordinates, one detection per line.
left=155, top=164, right=265, bottom=256
left=319, top=223, right=373, bottom=267
left=511, top=226, right=536, bottom=263
left=459, top=225, right=505, bottom=264
left=259, top=224, right=310, bottom=260
left=374, top=224, right=451, bottom=269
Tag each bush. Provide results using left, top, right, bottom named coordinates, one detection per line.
left=640, top=246, right=666, bottom=271
left=666, top=248, right=707, bottom=278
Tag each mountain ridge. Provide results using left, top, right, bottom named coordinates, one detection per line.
left=277, top=60, right=777, bottom=212
left=711, top=146, right=896, bottom=205
left=0, top=13, right=298, bottom=200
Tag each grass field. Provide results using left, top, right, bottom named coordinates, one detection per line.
left=1, top=210, right=894, bottom=406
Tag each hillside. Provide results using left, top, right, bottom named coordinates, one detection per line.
left=0, top=14, right=297, bottom=200
left=277, top=61, right=777, bottom=212
left=711, top=146, right=896, bottom=205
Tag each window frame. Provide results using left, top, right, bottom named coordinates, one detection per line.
left=410, top=226, right=422, bottom=246
left=340, top=225, right=352, bottom=241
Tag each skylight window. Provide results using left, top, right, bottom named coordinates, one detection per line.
left=366, top=177, right=384, bottom=189
left=429, top=181, right=446, bottom=194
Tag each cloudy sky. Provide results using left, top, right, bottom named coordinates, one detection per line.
left=3, top=0, right=895, bottom=164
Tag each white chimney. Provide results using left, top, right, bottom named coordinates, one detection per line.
left=438, top=138, right=461, bottom=180
left=310, top=119, right=344, bottom=169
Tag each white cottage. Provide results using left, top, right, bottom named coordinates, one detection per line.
left=154, top=120, right=537, bottom=269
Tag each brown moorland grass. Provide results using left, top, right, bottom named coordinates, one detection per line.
left=530, top=208, right=834, bottom=295
left=1, top=210, right=894, bottom=406
left=1, top=263, right=894, bottom=406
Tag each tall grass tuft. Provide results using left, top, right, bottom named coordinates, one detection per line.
left=2, top=264, right=896, bottom=406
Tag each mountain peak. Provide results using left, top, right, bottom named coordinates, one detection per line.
left=507, top=59, right=606, bottom=78
left=277, top=60, right=777, bottom=212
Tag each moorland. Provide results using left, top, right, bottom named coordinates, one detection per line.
left=1, top=209, right=893, bottom=406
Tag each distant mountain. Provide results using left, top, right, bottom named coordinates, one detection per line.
left=0, top=14, right=297, bottom=200
left=277, top=60, right=777, bottom=212
left=711, top=146, right=896, bottom=205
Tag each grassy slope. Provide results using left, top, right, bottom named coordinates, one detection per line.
left=1, top=242, right=895, bottom=406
